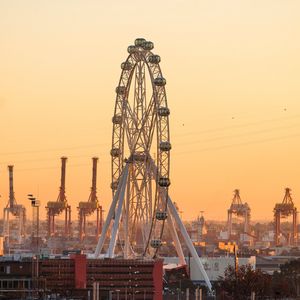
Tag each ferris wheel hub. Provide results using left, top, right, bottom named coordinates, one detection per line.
left=131, top=153, right=147, bottom=162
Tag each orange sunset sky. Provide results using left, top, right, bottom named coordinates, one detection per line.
left=0, top=1, right=300, bottom=222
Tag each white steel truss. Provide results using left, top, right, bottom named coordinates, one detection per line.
left=94, top=38, right=212, bottom=292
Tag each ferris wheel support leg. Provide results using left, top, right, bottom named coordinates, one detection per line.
left=124, top=175, right=131, bottom=259
left=167, top=196, right=212, bottom=292
left=94, top=165, right=128, bottom=258
left=166, top=206, right=186, bottom=266
left=108, top=165, right=129, bottom=258
left=18, top=212, right=22, bottom=243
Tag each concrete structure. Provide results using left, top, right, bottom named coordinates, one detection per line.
left=191, top=256, right=256, bottom=282
left=164, top=256, right=256, bottom=282
left=256, top=255, right=300, bottom=274
left=0, top=237, right=3, bottom=256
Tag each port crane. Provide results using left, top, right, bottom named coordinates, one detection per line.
left=274, top=188, right=297, bottom=246
left=78, top=157, right=103, bottom=241
left=3, top=165, right=26, bottom=248
left=227, top=189, right=251, bottom=240
left=46, top=157, right=71, bottom=237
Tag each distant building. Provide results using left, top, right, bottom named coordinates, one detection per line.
left=190, top=256, right=256, bottom=282
left=256, top=255, right=300, bottom=274
left=164, top=256, right=256, bottom=282
left=0, top=255, right=163, bottom=299
left=0, top=237, right=3, bottom=256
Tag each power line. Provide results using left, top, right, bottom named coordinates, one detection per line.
left=0, top=153, right=105, bottom=165
left=175, top=122, right=300, bottom=147
left=6, top=131, right=300, bottom=172
left=0, top=143, right=107, bottom=156
left=15, top=163, right=97, bottom=172
left=1, top=113, right=299, bottom=167
left=173, top=131, right=300, bottom=156
left=175, top=113, right=300, bottom=138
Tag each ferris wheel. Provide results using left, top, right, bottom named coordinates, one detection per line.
left=94, top=38, right=212, bottom=292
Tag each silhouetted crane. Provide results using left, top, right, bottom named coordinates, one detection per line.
left=274, top=188, right=297, bottom=246
left=46, top=157, right=71, bottom=237
left=227, top=189, right=251, bottom=240
left=3, top=165, right=26, bottom=248
left=78, top=157, right=103, bottom=241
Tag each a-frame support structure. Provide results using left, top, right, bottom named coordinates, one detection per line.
left=94, top=160, right=212, bottom=292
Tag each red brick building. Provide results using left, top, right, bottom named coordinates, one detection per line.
left=0, top=255, right=163, bottom=300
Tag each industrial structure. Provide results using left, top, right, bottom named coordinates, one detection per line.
left=227, top=189, right=251, bottom=241
left=274, top=187, right=297, bottom=246
left=187, top=211, right=206, bottom=243
left=94, top=38, right=212, bottom=292
left=2, top=165, right=26, bottom=248
left=28, top=194, right=40, bottom=254
left=78, top=157, right=103, bottom=241
left=46, top=157, right=71, bottom=237
left=197, top=211, right=206, bottom=242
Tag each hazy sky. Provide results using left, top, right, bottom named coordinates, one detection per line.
left=0, top=0, right=300, bottom=222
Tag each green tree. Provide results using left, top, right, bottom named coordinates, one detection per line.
left=216, top=264, right=271, bottom=299
left=271, top=270, right=293, bottom=298
left=273, top=258, right=300, bottom=297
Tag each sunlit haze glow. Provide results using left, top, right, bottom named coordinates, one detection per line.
left=0, top=1, right=300, bottom=221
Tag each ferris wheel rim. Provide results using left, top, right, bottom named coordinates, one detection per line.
left=110, top=38, right=171, bottom=257
left=112, top=58, right=170, bottom=180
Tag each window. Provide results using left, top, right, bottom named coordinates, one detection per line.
left=6, top=266, right=10, bottom=274
left=214, top=262, right=219, bottom=271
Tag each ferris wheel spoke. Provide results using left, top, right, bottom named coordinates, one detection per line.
left=123, top=102, right=138, bottom=153
left=129, top=96, right=157, bottom=156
